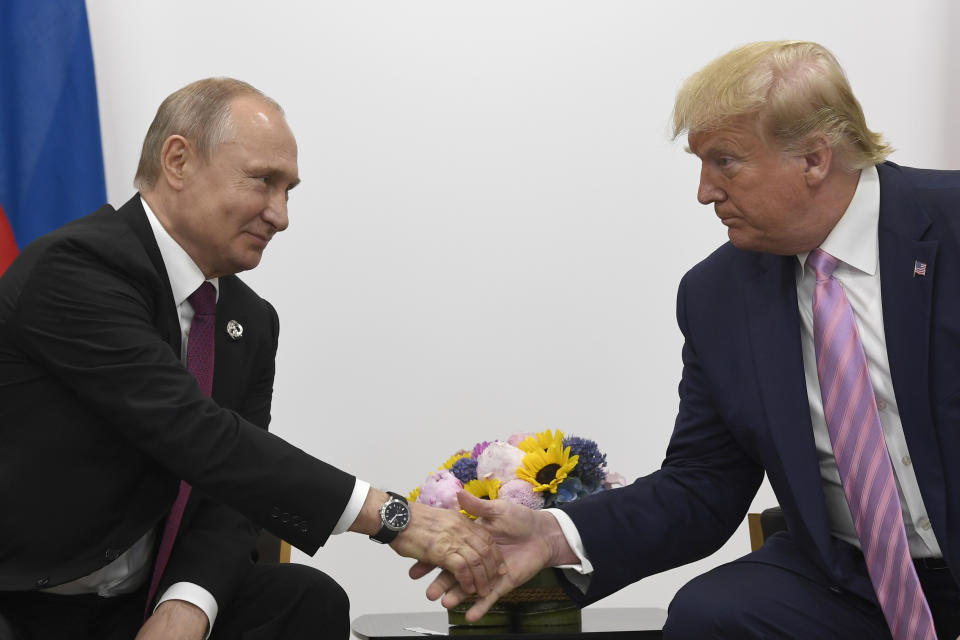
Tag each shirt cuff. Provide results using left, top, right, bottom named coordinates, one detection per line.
left=155, top=582, right=218, bottom=640
left=332, top=478, right=370, bottom=535
left=543, top=508, right=593, bottom=594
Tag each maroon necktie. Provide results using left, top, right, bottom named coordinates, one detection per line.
left=144, top=281, right=216, bottom=616
left=809, top=249, right=935, bottom=639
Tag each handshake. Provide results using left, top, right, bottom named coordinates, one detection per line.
left=357, top=430, right=621, bottom=622
left=361, top=486, right=576, bottom=622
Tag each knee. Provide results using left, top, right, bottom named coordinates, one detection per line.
left=304, top=569, right=350, bottom=619
left=275, top=564, right=350, bottom=638
left=663, top=572, right=747, bottom=639
left=292, top=565, right=350, bottom=623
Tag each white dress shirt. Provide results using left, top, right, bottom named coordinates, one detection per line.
left=557, top=165, right=942, bottom=586
left=795, top=166, right=941, bottom=558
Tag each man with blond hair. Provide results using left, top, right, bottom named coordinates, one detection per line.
left=430, top=41, right=960, bottom=639
left=0, top=77, right=502, bottom=640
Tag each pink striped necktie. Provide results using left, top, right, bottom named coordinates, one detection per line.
left=809, top=249, right=935, bottom=640
left=144, top=281, right=216, bottom=616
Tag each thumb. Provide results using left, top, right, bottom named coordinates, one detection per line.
left=457, top=490, right=498, bottom=518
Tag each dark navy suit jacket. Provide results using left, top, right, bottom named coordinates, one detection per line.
left=561, top=162, right=960, bottom=605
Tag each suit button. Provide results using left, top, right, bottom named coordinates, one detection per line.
left=829, top=585, right=842, bottom=594
left=35, top=577, right=49, bottom=588
left=271, top=507, right=281, bottom=519
left=105, top=548, right=120, bottom=561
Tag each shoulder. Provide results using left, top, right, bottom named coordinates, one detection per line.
left=2, top=203, right=161, bottom=308
left=879, top=162, right=960, bottom=211
left=879, top=162, right=960, bottom=238
left=682, top=241, right=764, bottom=290
left=882, top=162, right=960, bottom=191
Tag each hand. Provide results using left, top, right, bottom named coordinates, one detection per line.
left=135, top=599, right=209, bottom=640
left=410, top=491, right=576, bottom=622
left=390, top=493, right=506, bottom=598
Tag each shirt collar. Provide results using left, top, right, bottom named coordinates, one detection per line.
left=140, top=196, right=219, bottom=307
left=797, top=164, right=880, bottom=276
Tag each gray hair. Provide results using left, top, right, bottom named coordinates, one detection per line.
left=134, top=77, right=283, bottom=190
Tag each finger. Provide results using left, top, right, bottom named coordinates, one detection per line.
left=408, top=560, right=437, bottom=580
left=426, top=569, right=458, bottom=601
left=443, top=554, right=475, bottom=595
left=449, top=543, right=490, bottom=596
left=457, top=490, right=498, bottom=519
left=440, top=583, right=470, bottom=609
left=458, top=524, right=505, bottom=591
left=463, top=570, right=522, bottom=622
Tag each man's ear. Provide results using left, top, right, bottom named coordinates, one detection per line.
left=801, top=134, right=832, bottom=187
left=158, top=135, right=193, bottom=191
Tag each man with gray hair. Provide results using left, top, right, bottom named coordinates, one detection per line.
left=430, top=41, right=960, bottom=639
left=0, top=78, right=502, bottom=639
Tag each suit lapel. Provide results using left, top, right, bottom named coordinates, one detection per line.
left=116, top=194, right=182, bottom=355
left=212, top=277, right=249, bottom=404
left=875, top=163, right=946, bottom=539
left=744, top=251, right=834, bottom=562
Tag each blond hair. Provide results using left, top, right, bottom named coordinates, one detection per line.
left=672, top=41, right=891, bottom=170
left=134, top=77, right=283, bottom=190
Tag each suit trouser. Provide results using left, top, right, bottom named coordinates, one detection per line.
left=0, top=562, right=349, bottom=640
left=662, top=533, right=959, bottom=640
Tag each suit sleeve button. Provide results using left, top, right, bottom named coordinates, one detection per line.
left=105, top=548, right=120, bottom=561
left=35, top=577, right=49, bottom=588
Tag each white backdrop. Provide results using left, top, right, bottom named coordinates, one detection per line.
left=85, top=0, right=958, bottom=624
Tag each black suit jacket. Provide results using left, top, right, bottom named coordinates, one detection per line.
left=0, top=195, right=356, bottom=598
left=560, top=162, right=960, bottom=604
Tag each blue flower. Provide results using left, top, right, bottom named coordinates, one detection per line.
left=554, top=476, right=583, bottom=505
left=450, top=456, right=478, bottom=484
left=563, top=436, right=607, bottom=487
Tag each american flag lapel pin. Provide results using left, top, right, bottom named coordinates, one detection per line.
left=913, top=260, right=927, bottom=278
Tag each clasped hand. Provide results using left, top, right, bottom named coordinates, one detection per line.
left=408, top=491, right=569, bottom=623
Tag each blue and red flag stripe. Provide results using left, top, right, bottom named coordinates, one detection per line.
left=0, top=0, right=106, bottom=276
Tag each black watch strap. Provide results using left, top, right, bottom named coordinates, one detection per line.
left=370, top=491, right=409, bottom=544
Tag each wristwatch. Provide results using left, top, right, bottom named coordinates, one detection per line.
left=370, top=491, right=411, bottom=544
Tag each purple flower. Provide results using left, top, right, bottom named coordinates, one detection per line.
left=472, top=441, right=494, bottom=459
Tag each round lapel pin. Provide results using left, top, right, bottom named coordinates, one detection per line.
left=226, top=319, right=244, bottom=341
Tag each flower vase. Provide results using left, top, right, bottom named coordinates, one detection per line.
left=447, top=568, right=582, bottom=629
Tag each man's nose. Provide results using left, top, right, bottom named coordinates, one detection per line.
left=263, top=192, right=289, bottom=232
left=697, top=167, right=724, bottom=205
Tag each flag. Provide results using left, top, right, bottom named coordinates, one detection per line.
left=913, top=260, right=927, bottom=277
left=0, top=0, right=107, bottom=276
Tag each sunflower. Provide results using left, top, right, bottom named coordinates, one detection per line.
left=408, top=486, right=421, bottom=503
left=516, top=428, right=565, bottom=454
left=440, top=450, right=472, bottom=470
left=460, top=477, right=501, bottom=519
left=517, top=441, right=578, bottom=493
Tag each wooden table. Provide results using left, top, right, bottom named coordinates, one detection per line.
left=352, top=607, right=666, bottom=639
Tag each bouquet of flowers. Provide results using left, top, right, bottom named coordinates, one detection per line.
left=410, top=428, right=625, bottom=515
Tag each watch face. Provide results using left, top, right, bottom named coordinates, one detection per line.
left=383, top=500, right=410, bottom=531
